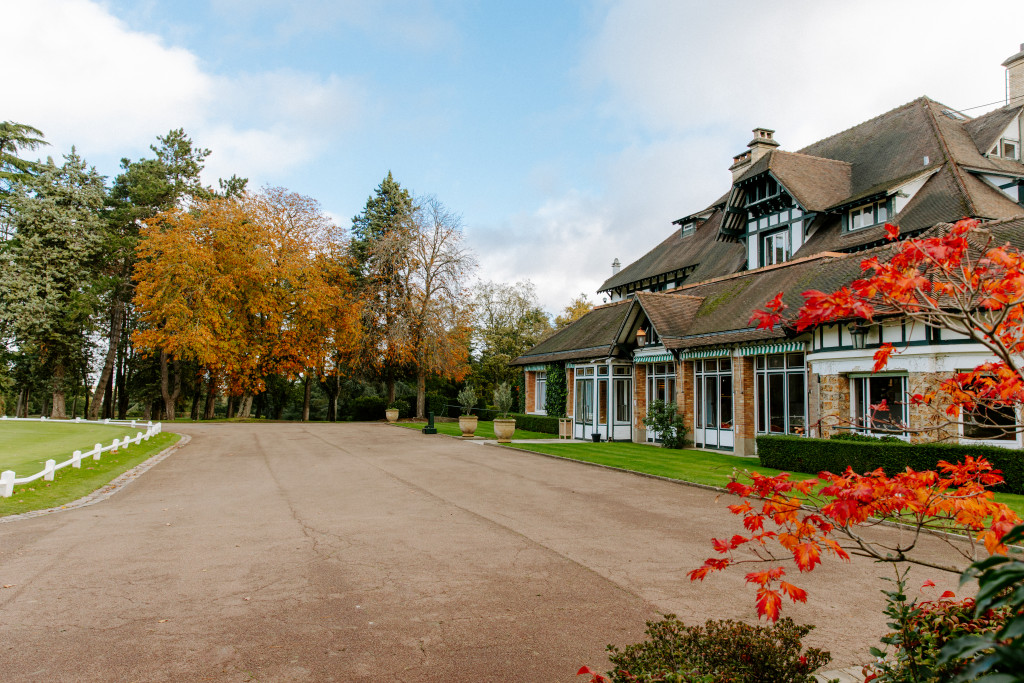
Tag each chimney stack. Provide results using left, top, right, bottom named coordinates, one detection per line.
left=730, top=128, right=779, bottom=182
left=611, top=258, right=621, bottom=276
left=1003, top=43, right=1024, bottom=106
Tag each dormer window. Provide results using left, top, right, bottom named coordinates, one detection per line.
left=848, top=200, right=889, bottom=230
left=681, top=221, right=696, bottom=237
left=990, top=139, right=1020, bottom=160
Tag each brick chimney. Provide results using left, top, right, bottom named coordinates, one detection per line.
left=730, top=128, right=779, bottom=182
left=1004, top=43, right=1024, bottom=106
left=611, top=258, right=621, bottom=276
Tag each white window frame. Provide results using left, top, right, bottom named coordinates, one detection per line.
left=1002, top=138, right=1020, bottom=160
left=955, top=370, right=1021, bottom=446
left=534, top=371, right=547, bottom=414
left=850, top=374, right=909, bottom=439
left=755, top=352, right=807, bottom=436
left=762, top=230, right=789, bottom=266
left=849, top=200, right=889, bottom=231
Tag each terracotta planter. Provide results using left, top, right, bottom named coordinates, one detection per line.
left=493, top=418, right=516, bottom=443
left=385, top=408, right=399, bottom=423
left=458, top=415, right=478, bottom=437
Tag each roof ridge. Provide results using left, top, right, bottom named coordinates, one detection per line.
left=592, top=300, right=630, bottom=311
left=772, top=149, right=853, bottom=167
left=637, top=291, right=703, bottom=301
left=797, top=96, right=929, bottom=155
left=920, top=99, right=977, bottom=216
left=673, top=252, right=848, bottom=291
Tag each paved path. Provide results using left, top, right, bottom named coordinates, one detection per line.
left=0, top=423, right=965, bottom=681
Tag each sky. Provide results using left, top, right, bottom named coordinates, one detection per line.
left=7, top=0, right=1024, bottom=313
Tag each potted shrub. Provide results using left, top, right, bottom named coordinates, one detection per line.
left=385, top=401, right=400, bottom=423
left=457, top=386, right=478, bottom=437
left=492, top=382, right=516, bottom=443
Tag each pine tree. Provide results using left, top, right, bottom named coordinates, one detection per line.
left=0, top=150, right=107, bottom=418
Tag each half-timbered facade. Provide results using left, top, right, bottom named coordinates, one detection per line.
left=512, top=45, right=1024, bottom=453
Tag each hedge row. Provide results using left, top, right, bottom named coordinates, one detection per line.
left=470, top=409, right=560, bottom=434
left=756, top=435, right=1024, bottom=495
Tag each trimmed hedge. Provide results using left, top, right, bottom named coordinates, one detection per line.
left=757, top=435, right=1024, bottom=495
left=348, top=395, right=387, bottom=421
left=469, top=409, right=561, bottom=434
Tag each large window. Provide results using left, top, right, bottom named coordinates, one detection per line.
left=852, top=375, right=907, bottom=436
left=645, top=362, right=677, bottom=442
left=534, top=371, right=546, bottom=413
left=575, top=367, right=594, bottom=426
left=762, top=231, right=789, bottom=266
left=755, top=352, right=806, bottom=435
left=695, top=358, right=733, bottom=431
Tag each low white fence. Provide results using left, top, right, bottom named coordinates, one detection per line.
left=0, top=416, right=163, bottom=498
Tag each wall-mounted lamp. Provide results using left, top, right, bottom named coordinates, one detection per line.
left=848, top=323, right=868, bottom=350
left=636, top=328, right=647, bottom=348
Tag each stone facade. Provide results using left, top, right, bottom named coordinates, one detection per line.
left=907, top=372, right=958, bottom=443
left=817, top=373, right=850, bottom=439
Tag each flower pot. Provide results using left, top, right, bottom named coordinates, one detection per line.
left=385, top=408, right=399, bottom=423
left=458, top=415, right=478, bottom=437
left=591, top=432, right=602, bottom=443
left=493, top=418, right=516, bottom=443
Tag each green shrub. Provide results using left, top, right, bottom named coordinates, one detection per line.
left=603, top=615, right=831, bottom=682
left=457, top=386, right=477, bottom=415
left=349, top=395, right=387, bottom=421
left=642, top=400, right=688, bottom=449
left=756, top=435, right=1024, bottom=495
left=469, top=410, right=560, bottom=434
left=494, top=382, right=514, bottom=418
left=424, top=392, right=449, bottom=418
left=544, top=363, right=568, bottom=418
left=388, top=399, right=411, bottom=419
left=869, top=568, right=1011, bottom=682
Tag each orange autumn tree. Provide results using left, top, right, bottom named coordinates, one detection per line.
left=690, top=218, right=1023, bottom=621
left=133, top=188, right=361, bottom=417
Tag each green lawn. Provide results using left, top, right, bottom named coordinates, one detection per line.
left=506, top=441, right=1024, bottom=519
left=0, top=421, right=180, bottom=516
left=395, top=420, right=553, bottom=440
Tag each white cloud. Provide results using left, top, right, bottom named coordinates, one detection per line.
left=6, top=0, right=363, bottom=183
left=509, top=0, right=1024, bottom=310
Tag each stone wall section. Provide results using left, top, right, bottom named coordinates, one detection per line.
left=817, top=373, right=850, bottom=439
left=566, top=368, right=575, bottom=417
left=907, top=372, right=957, bottom=443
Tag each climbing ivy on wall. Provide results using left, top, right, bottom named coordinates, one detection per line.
left=544, top=363, right=567, bottom=418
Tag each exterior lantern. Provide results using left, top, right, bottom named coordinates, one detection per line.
left=636, top=328, right=647, bottom=348
left=848, top=323, right=868, bottom=350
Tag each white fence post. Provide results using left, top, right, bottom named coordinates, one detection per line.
left=1, top=470, right=15, bottom=498
left=72, top=450, right=82, bottom=468
left=93, top=443, right=103, bottom=461
left=43, top=459, right=56, bottom=481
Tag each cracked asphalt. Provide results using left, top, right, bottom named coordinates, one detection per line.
left=0, top=423, right=966, bottom=681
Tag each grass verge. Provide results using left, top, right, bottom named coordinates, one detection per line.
left=0, top=421, right=136, bottom=472
left=505, top=441, right=1024, bottom=519
left=395, top=420, right=552, bottom=440
left=0, top=427, right=180, bottom=517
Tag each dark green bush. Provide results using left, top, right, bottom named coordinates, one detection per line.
left=469, top=410, right=560, bottom=434
left=756, top=435, right=1024, bottom=495
left=424, top=392, right=450, bottom=417
left=604, top=615, right=831, bottom=682
left=348, top=395, right=387, bottom=421
left=544, top=363, right=568, bottom=418
left=642, top=400, right=687, bottom=449
left=388, top=398, right=411, bottom=419
left=869, top=567, right=1011, bottom=682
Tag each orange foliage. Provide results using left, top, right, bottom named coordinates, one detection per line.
left=132, top=188, right=362, bottom=395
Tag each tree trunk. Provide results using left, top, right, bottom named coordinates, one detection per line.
left=82, top=365, right=90, bottom=419
left=203, top=378, right=217, bottom=420
left=302, top=374, right=312, bottom=421
left=190, top=375, right=202, bottom=421
left=226, top=395, right=235, bottom=419
left=326, top=375, right=340, bottom=422
left=90, top=300, right=123, bottom=420
left=386, top=372, right=396, bottom=405
left=50, top=364, right=67, bottom=419
left=142, top=403, right=151, bottom=421
left=416, top=368, right=426, bottom=419
left=15, top=386, right=25, bottom=418
left=159, top=351, right=182, bottom=420
left=238, top=394, right=253, bottom=418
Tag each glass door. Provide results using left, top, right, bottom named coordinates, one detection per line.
left=694, top=358, right=734, bottom=449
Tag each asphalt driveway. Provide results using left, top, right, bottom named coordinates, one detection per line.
left=0, top=423, right=965, bottom=681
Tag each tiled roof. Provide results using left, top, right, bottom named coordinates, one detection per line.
left=735, top=150, right=852, bottom=211
left=509, top=301, right=629, bottom=365
left=598, top=208, right=745, bottom=293
left=633, top=292, right=703, bottom=341
left=965, top=104, right=1023, bottom=155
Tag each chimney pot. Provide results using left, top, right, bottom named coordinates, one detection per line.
left=612, top=258, right=621, bottom=276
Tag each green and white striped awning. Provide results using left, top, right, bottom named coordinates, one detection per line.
left=632, top=352, right=674, bottom=363
left=523, top=364, right=546, bottom=371
left=737, top=341, right=806, bottom=356
left=678, top=348, right=730, bottom=360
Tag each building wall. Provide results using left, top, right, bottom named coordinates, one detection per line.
left=633, top=364, right=648, bottom=442
left=733, top=356, right=756, bottom=456
left=817, top=373, right=850, bottom=439
left=679, top=360, right=695, bottom=437
left=566, top=368, right=575, bottom=417
left=907, top=372, right=957, bottom=443
left=524, top=370, right=536, bottom=414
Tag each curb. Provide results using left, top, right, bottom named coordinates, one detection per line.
left=0, top=433, right=190, bottom=524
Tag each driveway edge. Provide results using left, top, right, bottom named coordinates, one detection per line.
left=0, top=433, right=190, bottom=524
